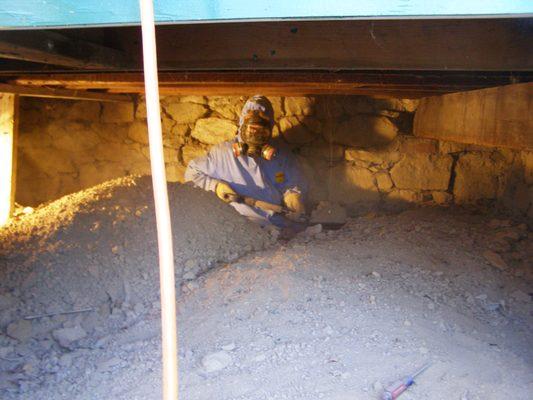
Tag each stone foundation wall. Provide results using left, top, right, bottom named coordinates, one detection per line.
left=16, top=95, right=532, bottom=219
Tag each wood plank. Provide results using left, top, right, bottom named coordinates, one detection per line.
left=0, top=83, right=131, bottom=102
left=0, top=18, right=531, bottom=73
left=0, top=30, right=135, bottom=70
left=8, top=71, right=531, bottom=98
left=414, top=83, right=533, bottom=150
left=0, top=93, right=18, bottom=226
left=126, top=18, right=533, bottom=71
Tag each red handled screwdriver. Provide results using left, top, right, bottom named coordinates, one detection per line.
left=381, top=362, right=431, bottom=400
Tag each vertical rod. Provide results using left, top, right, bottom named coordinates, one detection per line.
left=0, top=93, right=18, bottom=226
left=138, top=1, right=178, bottom=399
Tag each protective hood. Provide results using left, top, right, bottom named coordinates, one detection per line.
left=237, top=95, right=275, bottom=139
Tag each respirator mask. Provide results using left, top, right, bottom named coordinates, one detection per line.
left=233, top=111, right=276, bottom=160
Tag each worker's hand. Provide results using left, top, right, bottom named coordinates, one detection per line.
left=283, top=191, right=305, bottom=221
left=215, top=181, right=238, bottom=203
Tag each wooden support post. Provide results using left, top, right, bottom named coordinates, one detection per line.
left=0, top=93, right=18, bottom=226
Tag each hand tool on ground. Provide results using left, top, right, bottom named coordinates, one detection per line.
left=381, top=362, right=431, bottom=400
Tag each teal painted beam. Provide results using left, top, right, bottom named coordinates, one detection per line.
left=0, top=0, right=532, bottom=29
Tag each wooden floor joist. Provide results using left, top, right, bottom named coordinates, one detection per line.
left=0, top=30, right=135, bottom=70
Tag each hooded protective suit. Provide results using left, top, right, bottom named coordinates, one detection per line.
left=184, top=95, right=307, bottom=227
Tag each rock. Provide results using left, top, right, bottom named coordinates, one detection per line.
left=329, top=115, right=398, bottom=148
left=166, top=163, right=186, bottom=183
left=0, top=293, right=16, bottom=309
left=58, top=353, right=73, bottom=368
left=341, top=96, right=375, bottom=114
left=184, top=259, right=200, bottom=271
left=372, top=380, right=384, bottom=392
left=181, top=144, right=208, bottom=166
left=135, top=96, right=147, bottom=119
left=279, top=116, right=320, bottom=144
left=52, top=326, right=87, bottom=348
left=179, top=95, right=207, bottom=105
left=6, top=320, right=32, bottom=342
left=510, top=290, right=530, bottom=303
left=310, top=201, right=348, bottom=225
left=301, top=224, right=323, bottom=237
left=54, top=100, right=101, bottom=122
left=345, top=146, right=400, bottom=166
left=390, top=153, right=453, bottom=190
left=267, top=96, right=284, bottom=119
left=371, top=271, right=381, bottom=279
left=398, top=136, right=438, bottom=153
left=191, top=118, right=237, bottom=145
left=432, top=191, right=453, bottom=205
left=284, top=97, right=315, bottom=116
left=207, top=96, right=246, bottom=120
left=183, top=271, right=196, bottom=280
left=385, top=189, right=422, bottom=204
left=299, top=141, right=344, bottom=162
left=101, top=102, right=134, bottom=123
left=327, top=164, right=379, bottom=204
left=201, top=351, right=233, bottom=372
left=98, top=356, right=122, bottom=372
left=165, top=102, right=208, bottom=124
left=221, top=343, right=236, bottom=351
left=127, top=121, right=149, bottom=144
left=0, top=346, right=13, bottom=358
left=454, top=153, right=507, bottom=203
left=483, top=250, right=507, bottom=270
left=375, top=172, right=394, bottom=191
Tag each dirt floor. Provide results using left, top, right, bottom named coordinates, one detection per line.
left=0, top=178, right=531, bottom=399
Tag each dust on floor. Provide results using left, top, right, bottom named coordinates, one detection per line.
left=1, top=179, right=532, bottom=400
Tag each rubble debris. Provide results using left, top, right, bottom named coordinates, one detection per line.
left=310, top=201, right=348, bottom=226
left=483, top=250, right=508, bottom=270
left=201, top=351, right=233, bottom=373
left=52, top=326, right=87, bottom=349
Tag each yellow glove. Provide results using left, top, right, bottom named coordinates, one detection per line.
left=215, top=181, right=238, bottom=203
left=283, top=191, right=305, bottom=220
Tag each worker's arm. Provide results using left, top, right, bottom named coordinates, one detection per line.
left=278, top=149, right=308, bottom=215
left=184, top=147, right=222, bottom=192
left=267, top=147, right=307, bottom=220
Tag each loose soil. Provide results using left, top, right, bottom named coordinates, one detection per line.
left=0, top=177, right=531, bottom=399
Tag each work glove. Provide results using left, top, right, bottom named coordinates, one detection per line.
left=283, top=191, right=305, bottom=221
left=215, top=181, right=238, bottom=203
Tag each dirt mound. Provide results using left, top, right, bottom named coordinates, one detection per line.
left=0, top=176, right=273, bottom=393
left=6, top=207, right=531, bottom=400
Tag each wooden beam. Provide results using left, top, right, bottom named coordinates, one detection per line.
left=0, top=30, right=134, bottom=70
left=7, top=71, right=531, bottom=98
left=0, top=83, right=131, bottom=102
left=0, top=93, right=18, bottom=226
left=127, top=18, right=532, bottom=71
left=414, top=83, right=533, bottom=150
left=0, top=18, right=531, bottom=73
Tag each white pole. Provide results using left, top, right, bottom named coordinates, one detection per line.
left=138, top=1, right=178, bottom=399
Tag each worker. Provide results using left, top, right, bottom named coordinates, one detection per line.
left=185, top=95, right=307, bottom=230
